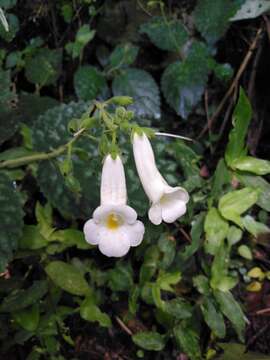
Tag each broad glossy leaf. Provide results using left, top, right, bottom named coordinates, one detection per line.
left=174, top=321, right=201, bottom=360
left=237, top=174, right=270, bottom=211
left=112, top=68, right=161, bottom=119
left=45, top=261, right=92, bottom=296
left=204, top=208, right=229, bottom=255
left=74, top=65, right=106, bottom=101
left=194, top=0, right=239, bottom=44
left=80, top=297, right=111, bottom=328
left=13, top=304, right=40, bottom=332
left=161, top=42, right=210, bottom=119
left=0, top=172, right=24, bottom=271
left=231, top=0, right=270, bottom=21
left=132, top=331, right=166, bottom=351
left=201, top=297, right=226, bottom=338
left=0, top=280, right=48, bottom=312
left=214, top=290, right=246, bottom=341
left=140, top=16, right=188, bottom=52
left=231, top=156, right=270, bottom=175
left=218, top=187, right=259, bottom=227
left=225, top=88, right=252, bottom=166
left=19, top=225, right=48, bottom=250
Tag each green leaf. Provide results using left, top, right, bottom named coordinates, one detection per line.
left=139, top=245, right=160, bottom=284
left=218, top=187, right=259, bottom=227
left=0, top=13, right=19, bottom=42
left=163, top=298, right=192, bottom=320
left=231, top=0, right=270, bottom=21
left=174, top=321, right=201, bottom=360
left=0, top=280, right=48, bottom=312
left=108, top=43, right=139, bottom=69
left=74, top=66, right=106, bottom=101
left=19, top=225, right=48, bottom=250
left=193, top=275, right=211, bottom=295
left=80, top=297, right=111, bottom=328
left=237, top=174, right=270, bottom=212
left=0, top=0, right=16, bottom=10
left=35, top=202, right=54, bottom=240
left=52, top=229, right=91, bottom=250
left=211, top=159, right=231, bottom=200
left=231, top=156, right=270, bottom=175
left=219, top=342, right=270, bottom=360
left=225, top=88, right=252, bottom=166
left=157, top=271, right=181, bottom=292
left=108, top=262, right=133, bottom=292
left=242, top=215, right=270, bottom=237
left=13, top=304, right=40, bottom=332
left=214, top=290, right=246, bottom=341
left=204, top=208, right=229, bottom=255
left=128, top=285, right=140, bottom=315
left=45, top=261, right=92, bottom=296
left=112, top=68, right=160, bottom=119
left=132, top=331, right=166, bottom=351
left=140, top=16, right=188, bottom=52
left=161, top=42, right=210, bottom=118
left=227, top=226, right=242, bottom=247
left=238, top=245, right=252, bottom=260
left=194, top=0, right=239, bottom=44
left=0, top=172, right=24, bottom=271
left=25, top=48, right=62, bottom=87
left=201, top=297, right=226, bottom=338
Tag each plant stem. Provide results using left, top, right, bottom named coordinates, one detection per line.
left=0, top=128, right=86, bottom=169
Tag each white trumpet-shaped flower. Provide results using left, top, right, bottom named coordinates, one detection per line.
left=83, top=154, right=145, bottom=257
left=133, top=133, right=189, bottom=225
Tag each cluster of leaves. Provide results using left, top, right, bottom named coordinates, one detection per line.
left=1, top=0, right=270, bottom=359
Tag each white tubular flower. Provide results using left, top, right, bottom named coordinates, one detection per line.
left=83, top=154, right=145, bottom=257
left=133, top=133, right=189, bottom=225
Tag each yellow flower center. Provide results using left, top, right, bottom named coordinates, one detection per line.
left=106, top=213, right=121, bottom=230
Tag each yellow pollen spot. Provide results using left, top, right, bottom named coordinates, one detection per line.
left=106, top=213, right=120, bottom=230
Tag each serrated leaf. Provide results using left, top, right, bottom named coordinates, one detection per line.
left=161, top=42, right=210, bottom=118
left=218, top=187, right=259, bottom=227
left=174, top=321, right=201, bottom=360
left=108, top=43, right=139, bottom=69
left=25, top=48, right=62, bottom=87
left=74, top=66, right=106, bottom=101
left=0, top=280, right=48, bottom=312
left=194, top=0, right=239, bottom=44
left=225, top=88, right=252, bottom=166
left=214, top=290, right=246, bottom=341
left=45, top=261, right=92, bottom=296
left=0, top=172, right=24, bottom=271
left=237, top=174, right=270, bottom=212
left=205, top=208, right=229, bottom=255
left=132, top=331, right=166, bottom=351
left=231, top=0, right=270, bottom=21
left=201, top=297, right=226, bottom=338
left=112, top=68, right=160, bottom=119
left=80, top=297, right=111, bottom=327
left=140, top=16, right=188, bottom=51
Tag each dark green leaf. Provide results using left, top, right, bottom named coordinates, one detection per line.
left=108, top=262, right=133, bottom=292
left=19, top=225, right=48, bottom=250
left=0, top=172, right=24, bottom=271
left=0, top=13, right=19, bottom=42
left=140, top=16, right=188, bottom=52
left=74, top=66, right=106, bottom=101
left=204, top=208, right=229, bottom=255
left=161, top=42, right=210, bottom=118
left=132, top=331, right=166, bottom=351
left=45, top=261, right=92, bottom=296
left=13, top=304, right=40, bottom=332
left=201, top=297, right=226, bottom=338
left=112, top=68, right=160, bottom=119
left=108, top=43, right=139, bottom=69
left=163, top=298, right=192, bottom=320
left=219, top=343, right=270, bottom=360
left=174, top=321, right=201, bottom=360
left=214, top=290, right=246, bottom=341
left=80, top=297, right=111, bottom=327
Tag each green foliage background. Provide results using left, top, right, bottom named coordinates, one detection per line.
left=0, top=0, right=270, bottom=359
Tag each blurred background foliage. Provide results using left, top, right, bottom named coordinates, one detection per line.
left=1, top=0, right=270, bottom=359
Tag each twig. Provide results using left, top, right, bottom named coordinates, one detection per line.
left=253, top=308, right=270, bottom=316
left=179, top=228, right=192, bottom=243
left=0, top=128, right=86, bottom=169
left=115, top=316, right=133, bottom=336
left=198, top=27, right=263, bottom=139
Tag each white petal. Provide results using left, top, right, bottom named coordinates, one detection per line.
left=93, top=204, right=137, bottom=224
left=98, top=227, right=131, bottom=257
left=160, top=189, right=188, bottom=223
left=100, top=155, right=127, bottom=206
left=148, top=203, right=162, bottom=225
left=126, top=221, right=145, bottom=247
left=83, top=219, right=100, bottom=245
left=133, top=133, right=165, bottom=204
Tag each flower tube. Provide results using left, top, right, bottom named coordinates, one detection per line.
left=133, top=132, right=189, bottom=225
left=83, top=154, right=144, bottom=257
